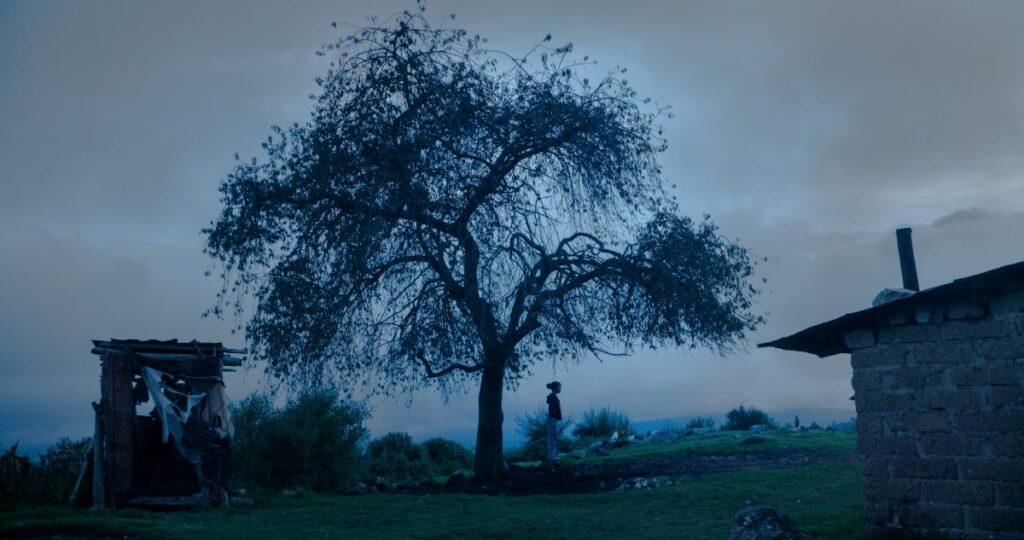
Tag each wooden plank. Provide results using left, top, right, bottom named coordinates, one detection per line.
left=91, top=401, right=105, bottom=510
left=102, top=353, right=134, bottom=502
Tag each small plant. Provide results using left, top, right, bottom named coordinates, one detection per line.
left=367, top=432, right=431, bottom=482
left=684, top=417, right=715, bottom=430
left=422, top=438, right=473, bottom=476
left=513, top=408, right=573, bottom=461
left=723, top=405, right=776, bottom=431
left=573, top=407, right=632, bottom=440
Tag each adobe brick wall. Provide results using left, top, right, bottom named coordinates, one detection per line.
left=848, top=290, right=1024, bottom=539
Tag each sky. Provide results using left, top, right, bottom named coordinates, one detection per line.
left=2, top=0, right=1024, bottom=452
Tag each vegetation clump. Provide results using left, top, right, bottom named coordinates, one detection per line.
left=0, top=438, right=90, bottom=505
left=573, top=407, right=633, bottom=440
left=230, top=388, right=368, bottom=492
left=723, top=406, right=776, bottom=431
left=685, top=417, right=715, bottom=430
left=513, top=408, right=573, bottom=461
left=366, top=432, right=432, bottom=483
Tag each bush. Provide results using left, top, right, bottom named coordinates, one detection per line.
left=1, top=438, right=90, bottom=505
left=230, top=388, right=368, bottom=492
left=422, top=438, right=472, bottom=476
left=723, top=406, right=776, bottom=431
left=512, top=408, right=572, bottom=461
left=573, top=407, right=632, bottom=440
left=685, top=417, right=715, bottom=430
left=367, top=432, right=431, bottom=482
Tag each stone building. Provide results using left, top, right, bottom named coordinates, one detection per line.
left=763, top=246, right=1024, bottom=538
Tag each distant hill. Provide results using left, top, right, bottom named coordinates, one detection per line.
left=632, top=407, right=856, bottom=433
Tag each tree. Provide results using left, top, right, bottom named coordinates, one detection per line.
left=205, top=7, right=762, bottom=480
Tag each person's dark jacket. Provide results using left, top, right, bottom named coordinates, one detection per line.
left=547, top=394, right=562, bottom=421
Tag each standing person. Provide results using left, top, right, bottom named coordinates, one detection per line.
left=545, top=381, right=562, bottom=463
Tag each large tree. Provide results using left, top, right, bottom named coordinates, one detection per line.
left=206, top=9, right=762, bottom=480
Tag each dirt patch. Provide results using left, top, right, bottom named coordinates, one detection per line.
left=455, top=449, right=858, bottom=496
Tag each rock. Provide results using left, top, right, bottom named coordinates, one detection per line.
left=609, top=431, right=620, bottom=442
left=729, top=506, right=800, bottom=540
left=587, top=446, right=610, bottom=457
left=740, top=434, right=773, bottom=445
left=872, top=287, right=916, bottom=307
left=350, top=482, right=369, bottom=495
left=232, top=488, right=247, bottom=496
left=446, top=470, right=468, bottom=487
left=373, top=476, right=390, bottom=491
left=397, top=480, right=418, bottom=491
left=281, top=490, right=300, bottom=498
left=748, top=424, right=768, bottom=433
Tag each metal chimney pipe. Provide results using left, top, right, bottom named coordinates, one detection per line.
left=896, top=227, right=920, bottom=291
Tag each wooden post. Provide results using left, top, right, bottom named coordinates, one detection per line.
left=99, top=352, right=135, bottom=505
left=91, top=401, right=105, bottom=510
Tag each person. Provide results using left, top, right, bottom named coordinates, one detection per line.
left=545, top=381, right=562, bottom=463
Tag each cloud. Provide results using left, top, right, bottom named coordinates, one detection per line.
left=2, top=0, right=1024, bottom=451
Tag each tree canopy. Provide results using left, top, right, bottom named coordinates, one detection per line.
left=205, top=7, right=762, bottom=479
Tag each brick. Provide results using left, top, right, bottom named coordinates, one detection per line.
left=864, top=501, right=895, bottom=525
left=915, top=303, right=939, bottom=324
left=888, top=309, right=913, bottom=326
left=919, top=434, right=984, bottom=457
left=859, top=435, right=919, bottom=456
left=860, top=392, right=915, bottom=414
left=942, top=319, right=1012, bottom=341
left=914, top=387, right=985, bottom=411
left=947, top=300, right=988, bottom=320
left=858, top=414, right=884, bottom=435
left=846, top=328, right=877, bottom=349
left=996, top=482, right=1024, bottom=507
left=914, top=341, right=978, bottom=365
left=991, top=290, right=1024, bottom=314
left=887, top=411, right=952, bottom=433
left=864, top=456, right=892, bottom=478
left=892, top=457, right=958, bottom=480
left=978, top=339, right=1024, bottom=361
left=969, top=507, right=1024, bottom=532
left=854, top=346, right=910, bottom=368
left=865, top=478, right=921, bottom=502
left=895, top=502, right=964, bottom=529
left=960, top=458, right=1024, bottom=482
left=979, top=361, right=1024, bottom=386
left=921, top=480, right=994, bottom=505
left=854, top=369, right=885, bottom=392
left=992, top=436, right=1024, bottom=458
left=990, top=385, right=1024, bottom=408
left=886, top=366, right=945, bottom=389
left=881, top=324, right=941, bottom=344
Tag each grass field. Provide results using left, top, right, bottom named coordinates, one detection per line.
left=1, top=431, right=863, bottom=539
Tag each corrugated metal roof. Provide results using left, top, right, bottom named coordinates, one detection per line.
left=759, top=260, right=1024, bottom=358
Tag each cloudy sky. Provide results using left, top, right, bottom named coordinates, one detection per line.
left=3, top=1, right=1024, bottom=452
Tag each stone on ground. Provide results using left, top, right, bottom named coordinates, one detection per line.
left=728, top=506, right=800, bottom=540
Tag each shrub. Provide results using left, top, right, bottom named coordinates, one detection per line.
left=0, top=438, right=90, bottom=505
left=685, top=417, right=715, bottom=430
left=723, top=405, right=776, bottom=431
left=366, top=432, right=431, bottom=482
left=512, top=408, right=572, bottom=461
left=230, top=388, right=368, bottom=492
left=422, top=438, right=472, bottom=476
left=573, top=407, right=632, bottom=440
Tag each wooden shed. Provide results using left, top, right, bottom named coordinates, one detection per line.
left=70, top=339, right=244, bottom=508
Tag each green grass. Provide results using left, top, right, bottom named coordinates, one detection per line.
left=577, top=430, right=856, bottom=464
left=2, top=431, right=862, bottom=539
left=0, top=463, right=863, bottom=539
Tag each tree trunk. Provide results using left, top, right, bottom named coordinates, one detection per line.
left=473, top=360, right=506, bottom=481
